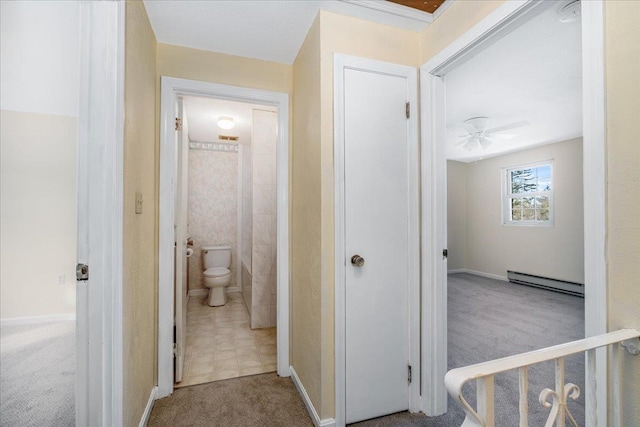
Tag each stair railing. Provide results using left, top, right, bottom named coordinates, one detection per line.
left=444, top=329, right=640, bottom=427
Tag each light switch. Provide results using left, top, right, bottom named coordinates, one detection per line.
left=135, top=192, right=143, bottom=214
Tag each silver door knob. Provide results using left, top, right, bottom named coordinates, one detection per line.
left=351, top=255, right=365, bottom=267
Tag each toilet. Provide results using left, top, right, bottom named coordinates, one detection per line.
left=202, top=244, right=232, bottom=306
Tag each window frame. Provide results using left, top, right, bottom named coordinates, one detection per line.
left=502, top=160, right=554, bottom=226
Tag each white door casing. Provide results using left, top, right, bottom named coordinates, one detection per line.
left=76, top=1, right=124, bottom=425
left=158, top=77, right=290, bottom=398
left=420, top=0, right=608, bottom=424
left=334, top=54, right=420, bottom=426
left=174, top=99, right=189, bottom=383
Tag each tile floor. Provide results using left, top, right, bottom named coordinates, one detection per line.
left=176, top=292, right=277, bottom=388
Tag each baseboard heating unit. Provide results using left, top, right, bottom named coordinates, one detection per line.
left=507, top=270, right=584, bottom=297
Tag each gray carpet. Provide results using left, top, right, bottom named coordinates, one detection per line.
left=0, top=321, right=75, bottom=427
left=354, top=273, right=585, bottom=426
left=148, top=273, right=584, bottom=426
left=148, top=372, right=313, bottom=427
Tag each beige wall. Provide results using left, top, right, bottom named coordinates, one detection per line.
left=447, top=160, right=467, bottom=271
left=450, top=139, right=584, bottom=283
left=291, top=10, right=421, bottom=419
left=291, top=13, right=323, bottom=416
left=157, top=44, right=292, bottom=95
left=419, top=0, right=505, bottom=64
left=605, top=1, right=640, bottom=423
left=0, top=111, right=77, bottom=319
left=123, top=1, right=157, bottom=426
left=0, top=0, right=79, bottom=320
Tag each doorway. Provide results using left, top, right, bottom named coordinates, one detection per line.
left=333, top=55, right=420, bottom=425
left=174, top=95, right=280, bottom=387
left=420, top=0, right=607, bottom=424
left=157, top=77, right=290, bottom=398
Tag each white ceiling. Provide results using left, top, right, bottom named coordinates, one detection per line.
left=143, top=0, right=433, bottom=65
left=445, top=3, right=583, bottom=162
left=183, top=96, right=276, bottom=144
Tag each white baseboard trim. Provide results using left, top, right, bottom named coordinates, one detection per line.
left=139, top=386, right=158, bottom=427
left=290, top=366, right=336, bottom=427
left=188, top=287, right=241, bottom=298
left=448, top=269, right=508, bottom=282
left=0, top=313, right=76, bottom=326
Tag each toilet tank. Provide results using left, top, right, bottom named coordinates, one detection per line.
left=202, top=245, right=231, bottom=269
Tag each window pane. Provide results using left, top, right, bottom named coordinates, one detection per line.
left=522, top=197, right=534, bottom=208
left=522, top=209, right=536, bottom=220
left=511, top=198, right=522, bottom=209
left=535, top=165, right=552, bottom=191
left=512, top=209, right=522, bottom=221
left=535, top=209, right=549, bottom=221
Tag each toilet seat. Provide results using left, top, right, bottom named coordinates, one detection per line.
left=203, top=267, right=231, bottom=278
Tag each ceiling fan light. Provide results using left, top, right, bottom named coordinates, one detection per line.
left=217, top=116, right=235, bottom=130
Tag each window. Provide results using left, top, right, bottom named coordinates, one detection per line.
left=503, top=161, right=553, bottom=225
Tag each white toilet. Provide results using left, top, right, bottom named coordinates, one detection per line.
left=202, top=244, right=232, bottom=306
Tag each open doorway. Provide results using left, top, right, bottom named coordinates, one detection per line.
left=157, top=77, right=290, bottom=399
left=174, top=95, right=279, bottom=388
left=419, top=0, right=609, bottom=424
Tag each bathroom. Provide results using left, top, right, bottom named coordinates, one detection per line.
left=178, top=96, right=278, bottom=387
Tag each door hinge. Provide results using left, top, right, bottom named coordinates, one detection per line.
left=443, top=249, right=448, bottom=259
left=405, top=102, right=411, bottom=119
left=173, top=343, right=177, bottom=357
left=408, top=365, right=412, bottom=383
left=175, top=117, right=183, bottom=131
left=76, top=263, right=89, bottom=281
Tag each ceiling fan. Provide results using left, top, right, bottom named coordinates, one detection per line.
left=457, top=117, right=529, bottom=151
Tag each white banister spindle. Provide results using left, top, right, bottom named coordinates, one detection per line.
left=477, top=375, right=495, bottom=426
left=555, top=357, right=566, bottom=427
left=444, top=330, right=640, bottom=427
left=586, top=348, right=597, bottom=427
left=611, top=343, right=621, bottom=427
left=519, top=367, right=529, bottom=427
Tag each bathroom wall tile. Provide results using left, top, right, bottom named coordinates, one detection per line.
left=252, top=245, right=272, bottom=275
left=253, top=185, right=273, bottom=215
left=188, top=149, right=238, bottom=289
left=251, top=274, right=269, bottom=307
left=252, top=110, right=277, bottom=156
left=253, top=154, right=276, bottom=186
left=251, top=304, right=270, bottom=329
left=252, top=215, right=271, bottom=245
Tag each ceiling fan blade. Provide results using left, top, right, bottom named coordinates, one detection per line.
left=456, top=136, right=474, bottom=146
left=484, top=120, right=529, bottom=135
left=479, top=137, right=492, bottom=150
left=461, top=122, right=479, bottom=135
left=488, top=133, right=516, bottom=140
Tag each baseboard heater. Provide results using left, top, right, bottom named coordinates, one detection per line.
left=507, top=270, right=584, bottom=297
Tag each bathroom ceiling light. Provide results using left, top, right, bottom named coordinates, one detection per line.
left=217, top=116, right=235, bottom=130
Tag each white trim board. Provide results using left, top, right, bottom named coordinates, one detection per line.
left=158, top=77, right=290, bottom=399
left=0, top=313, right=76, bottom=326
left=138, top=386, right=158, bottom=427
left=290, top=367, right=336, bottom=427
left=447, top=269, right=508, bottom=282
left=76, top=2, right=125, bottom=426
left=333, top=54, right=420, bottom=427
left=420, top=0, right=607, bottom=423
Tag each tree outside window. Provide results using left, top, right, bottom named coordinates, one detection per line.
left=503, top=162, right=553, bottom=225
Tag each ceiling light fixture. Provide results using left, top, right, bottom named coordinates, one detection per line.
left=217, top=116, right=235, bottom=130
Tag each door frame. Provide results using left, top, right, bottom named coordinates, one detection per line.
left=334, top=54, right=421, bottom=427
left=157, top=77, right=290, bottom=398
left=76, top=1, right=125, bottom=425
left=420, top=1, right=608, bottom=424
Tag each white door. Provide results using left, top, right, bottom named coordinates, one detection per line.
left=343, top=66, right=413, bottom=424
left=174, top=99, right=189, bottom=383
